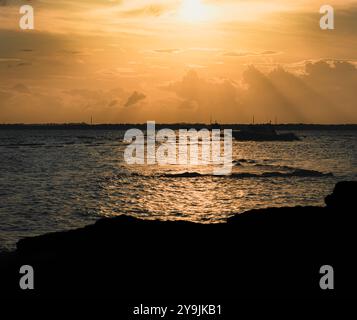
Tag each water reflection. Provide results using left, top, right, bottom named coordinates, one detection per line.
left=0, top=129, right=355, bottom=250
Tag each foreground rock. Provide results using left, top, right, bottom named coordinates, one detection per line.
left=0, top=181, right=356, bottom=299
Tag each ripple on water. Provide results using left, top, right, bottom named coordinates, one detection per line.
left=0, top=129, right=355, bottom=250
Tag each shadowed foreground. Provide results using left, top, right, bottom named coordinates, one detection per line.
left=0, top=181, right=356, bottom=299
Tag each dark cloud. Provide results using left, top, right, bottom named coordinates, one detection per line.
left=223, top=50, right=281, bottom=57
left=59, top=50, right=83, bottom=55
left=12, top=83, right=30, bottom=93
left=62, top=87, right=128, bottom=116
left=124, top=91, right=146, bottom=107
left=108, top=99, right=118, bottom=107
left=16, top=62, right=32, bottom=67
left=0, top=0, right=38, bottom=8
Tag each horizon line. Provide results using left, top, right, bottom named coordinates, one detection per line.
left=1, top=123, right=357, bottom=126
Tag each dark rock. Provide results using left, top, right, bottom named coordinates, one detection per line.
left=0, top=181, right=356, bottom=299
left=162, top=172, right=203, bottom=178
left=325, top=181, right=357, bottom=209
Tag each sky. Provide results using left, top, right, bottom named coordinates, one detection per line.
left=0, top=0, right=357, bottom=124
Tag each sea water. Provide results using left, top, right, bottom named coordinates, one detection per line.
left=0, top=128, right=356, bottom=251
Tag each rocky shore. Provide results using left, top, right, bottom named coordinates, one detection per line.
left=0, top=181, right=356, bottom=299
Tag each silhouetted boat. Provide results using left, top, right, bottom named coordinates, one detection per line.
left=233, top=125, right=299, bottom=141
left=209, top=121, right=221, bottom=130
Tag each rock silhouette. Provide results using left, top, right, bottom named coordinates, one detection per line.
left=325, top=181, right=356, bottom=210
left=0, top=181, right=356, bottom=299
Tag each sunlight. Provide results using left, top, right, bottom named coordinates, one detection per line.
left=179, top=0, right=208, bottom=22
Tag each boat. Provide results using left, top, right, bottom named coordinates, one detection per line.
left=232, top=125, right=300, bottom=141
left=209, top=121, right=221, bottom=130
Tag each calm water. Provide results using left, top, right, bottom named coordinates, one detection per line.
left=0, top=129, right=356, bottom=251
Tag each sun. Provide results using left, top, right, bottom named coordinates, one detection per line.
left=179, top=0, right=208, bottom=22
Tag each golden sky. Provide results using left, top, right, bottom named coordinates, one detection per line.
left=1, top=0, right=357, bottom=123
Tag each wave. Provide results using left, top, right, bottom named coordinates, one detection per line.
left=76, top=136, right=96, bottom=140
left=0, top=143, right=45, bottom=148
left=233, top=159, right=257, bottom=165
left=233, top=159, right=330, bottom=175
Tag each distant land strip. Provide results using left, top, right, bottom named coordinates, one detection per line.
left=0, top=123, right=357, bottom=131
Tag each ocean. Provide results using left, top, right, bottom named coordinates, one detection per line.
left=0, top=128, right=356, bottom=251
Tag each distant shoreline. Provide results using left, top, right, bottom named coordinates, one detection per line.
left=1, top=123, right=357, bottom=130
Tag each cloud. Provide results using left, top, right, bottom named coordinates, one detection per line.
left=240, top=60, right=357, bottom=123
left=62, top=87, right=133, bottom=113
left=179, top=99, right=199, bottom=110
left=153, top=49, right=181, bottom=54
left=124, top=91, right=146, bottom=107
left=59, top=50, right=84, bottom=55
left=260, top=50, right=280, bottom=55
left=186, top=64, right=206, bottom=69
left=120, top=4, right=169, bottom=17
left=223, top=50, right=281, bottom=57
left=63, top=89, right=105, bottom=100
left=162, top=70, right=241, bottom=121
left=0, top=58, right=22, bottom=62
left=12, top=83, right=30, bottom=93
left=160, top=60, right=357, bottom=123
left=108, top=99, right=118, bottom=107
left=0, top=90, right=12, bottom=102
left=2, top=60, right=357, bottom=123
left=15, top=62, right=32, bottom=67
